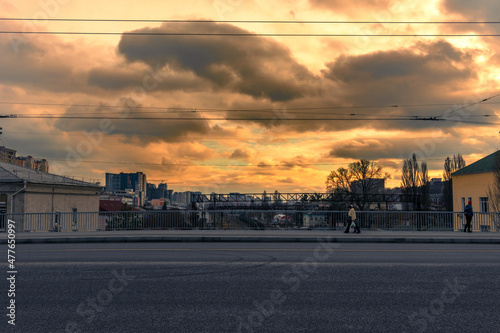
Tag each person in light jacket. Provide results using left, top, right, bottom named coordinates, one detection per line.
left=463, top=201, right=473, bottom=232
left=344, top=205, right=361, bottom=233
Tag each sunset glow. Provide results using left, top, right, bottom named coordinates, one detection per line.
left=1, top=0, right=499, bottom=193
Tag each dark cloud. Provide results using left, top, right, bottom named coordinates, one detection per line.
left=440, top=0, right=500, bottom=35
left=223, top=40, right=486, bottom=134
left=229, top=149, right=251, bottom=160
left=5, top=123, right=65, bottom=160
left=52, top=101, right=212, bottom=143
left=87, top=66, right=210, bottom=92
left=278, top=177, right=295, bottom=184
left=117, top=22, right=317, bottom=101
left=278, top=155, right=309, bottom=169
left=319, top=40, right=480, bottom=130
left=442, top=0, right=499, bottom=21
left=327, top=137, right=493, bottom=161
left=0, top=42, right=83, bottom=93
left=160, top=156, right=192, bottom=174
left=87, top=67, right=148, bottom=91
left=168, top=143, right=216, bottom=161
left=323, top=40, right=474, bottom=100
left=328, top=139, right=416, bottom=160
left=0, top=24, right=92, bottom=94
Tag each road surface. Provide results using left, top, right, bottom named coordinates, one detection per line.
left=2, top=242, right=500, bottom=332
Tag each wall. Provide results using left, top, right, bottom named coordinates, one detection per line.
left=452, top=172, right=497, bottom=231
left=23, top=184, right=100, bottom=214
left=453, top=172, right=494, bottom=212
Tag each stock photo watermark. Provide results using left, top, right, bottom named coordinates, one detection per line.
left=213, top=0, right=243, bottom=20
left=9, top=0, right=72, bottom=53
left=398, top=94, right=483, bottom=164
left=52, top=64, right=170, bottom=176
left=403, top=277, right=469, bottom=333
left=6, top=219, right=17, bottom=326
left=64, top=268, right=135, bottom=333
left=234, top=238, right=340, bottom=333
left=202, top=105, right=295, bottom=196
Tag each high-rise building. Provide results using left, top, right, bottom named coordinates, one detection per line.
left=105, top=172, right=147, bottom=207
left=105, top=172, right=147, bottom=193
left=105, top=173, right=121, bottom=192
left=146, top=182, right=168, bottom=200
left=0, top=146, right=16, bottom=164
left=166, top=189, right=174, bottom=202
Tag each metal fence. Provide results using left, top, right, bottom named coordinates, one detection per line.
left=0, top=210, right=499, bottom=232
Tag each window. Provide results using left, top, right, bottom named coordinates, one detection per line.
left=480, top=197, right=489, bottom=212
left=461, top=198, right=465, bottom=211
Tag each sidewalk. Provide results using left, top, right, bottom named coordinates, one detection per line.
left=2, top=229, right=500, bottom=244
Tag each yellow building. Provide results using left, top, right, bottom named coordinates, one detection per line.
left=452, top=151, right=499, bottom=232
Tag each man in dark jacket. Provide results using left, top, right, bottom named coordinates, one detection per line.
left=463, top=201, right=473, bottom=232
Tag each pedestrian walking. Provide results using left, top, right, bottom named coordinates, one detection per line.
left=344, top=205, right=361, bottom=233
left=463, top=200, right=473, bottom=232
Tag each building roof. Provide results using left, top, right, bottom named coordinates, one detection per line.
left=99, top=200, right=140, bottom=212
left=0, top=161, right=101, bottom=188
left=452, top=151, right=500, bottom=177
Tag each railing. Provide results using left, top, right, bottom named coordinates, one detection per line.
left=0, top=210, right=499, bottom=232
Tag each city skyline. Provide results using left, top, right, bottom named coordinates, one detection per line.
left=1, top=1, right=500, bottom=193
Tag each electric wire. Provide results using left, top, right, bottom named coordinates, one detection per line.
left=434, top=92, right=500, bottom=119
left=1, top=101, right=499, bottom=112
left=2, top=114, right=496, bottom=124
left=47, top=158, right=446, bottom=167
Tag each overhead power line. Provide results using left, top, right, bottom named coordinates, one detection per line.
left=2, top=115, right=419, bottom=120
left=48, top=155, right=457, bottom=167
left=1, top=95, right=498, bottom=124
left=49, top=159, right=332, bottom=167
left=1, top=111, right=419, bottom=117
left=434, top=92, right=500, bottom=119
left=1, top=114, right=497, bottom=125
left=1, top=100, right=500, bottom=112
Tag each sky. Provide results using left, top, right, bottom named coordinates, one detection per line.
left=1, top=0, right=500, bottom=193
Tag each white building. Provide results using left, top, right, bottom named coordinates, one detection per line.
left=303, top=212, right=328, bottom=228
left=0, top=162, right=101, bottom=230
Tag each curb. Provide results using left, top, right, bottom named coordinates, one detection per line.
left=5, top=236, right=500, bottom=244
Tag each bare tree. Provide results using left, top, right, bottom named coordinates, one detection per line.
left=443, top=154, right=466, bottom=211
left=326, top=159, right=389, bottom=210
left=326, top=167, right=351, bottom=194
left=420, top=161, right=430, bottom=210
left=401, top=154, right=430, bottom=210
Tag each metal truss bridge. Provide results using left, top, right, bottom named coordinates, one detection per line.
left=192, top=192, right=418, bottom=206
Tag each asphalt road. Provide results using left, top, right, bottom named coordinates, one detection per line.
left=2, top=242, right=500, bottom=333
